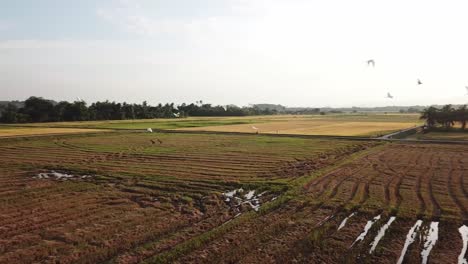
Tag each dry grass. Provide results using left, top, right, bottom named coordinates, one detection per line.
left=3, top=114, right=421, bottom=135
left=0, top=127, right=106, bottom=137
left=178, top=120, right=419, bottom=136
left=0, top=132, right=370, bottom=263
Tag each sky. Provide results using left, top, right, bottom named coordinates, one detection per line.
left=1, top=0, right=468, bottom=107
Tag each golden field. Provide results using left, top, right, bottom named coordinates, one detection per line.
left=177, top=119, right=420, bottom=136
left=0, top=127, right=106, bottom=137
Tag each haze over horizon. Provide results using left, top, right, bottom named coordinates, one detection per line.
left=1, top=0, right=468, bottom=108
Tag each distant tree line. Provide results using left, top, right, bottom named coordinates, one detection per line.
left=0, top=97, right=282, bottom=123
left=420, top=104, right=468, bottom=130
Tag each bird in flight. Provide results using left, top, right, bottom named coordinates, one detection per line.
left=466, top=86, right=468, bottom=95
left=251, top=126, right=259, bottom=130
left=366, top=59, right=375, bottom=67
left=147, top=128, right=153, bottom=133
left=417, top=79, right=423, bottom=85
left=386, top=92, right=394, bottom=99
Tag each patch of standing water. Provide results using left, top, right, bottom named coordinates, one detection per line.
left=338, top=212, right=356, bottom=231
left=34, top=171, right=92, bottom=181
left=223, top=188, right=242, bottom=202
left=244, top=190, right=255, bottom=200
left=421, top=221, right=439, bottom=264
left=397, top=220, right=423, bottom=264
left=369, top=216, right=396, bottom=253
left=222, top=188, right=263, bottom=212
left=351, top=214, right=381, bottom=247
left=458, top=225, right=468, bottom=264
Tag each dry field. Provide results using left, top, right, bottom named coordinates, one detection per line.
left=1, top=130, right=466, bottom=263
left=0, top=127, right=105, bottom=137
left=179, top=120, right=418, bottom=137
left=177, top=143, right=468, bottom=264
left=7, top=113, right=421, bottom=137
left=0, top=132, right=370, bottom=263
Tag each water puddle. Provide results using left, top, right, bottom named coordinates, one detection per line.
left=458, top=225, right=468, bottom=264
left=338, top=212, right=356, bottom=231
left=351, top=214, right=381, bottom=247
left=397, top=220, right=423, bottom=264
left=421, top=221, right=439, bottom=264
left=222, top=188, right=264, bottom=212
left=34, top=171, right=92, bottom=181
left=369, top=216, right=396, bottom=253
left=244, top=190, right=255, bottom=200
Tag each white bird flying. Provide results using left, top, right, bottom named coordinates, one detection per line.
left=366, top=59, right=375, bottom=67
left=417, top=79, right=423, bottom=85
left=251, top=126, right=258, bottom=130
left=386, top=92, right=394, bottom=99
left=147, top=128, right=153, bottom=133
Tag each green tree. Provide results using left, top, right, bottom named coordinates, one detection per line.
left=0, top=103, right=19, bottom=123
left=456, top=105, right=468, bottom=130
left=420, top=106, right=438, bottom=128
left=21, top=96, right=55, bottom=122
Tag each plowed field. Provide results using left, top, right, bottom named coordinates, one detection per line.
left=177, top=143, right=468, bottom=264
left=0, top=132, right=371, bottom=263
left=1, top=131, right=466, bottom=264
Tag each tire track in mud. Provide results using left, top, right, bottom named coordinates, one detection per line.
left=427, top=158, right=442, bottom=219
left=178, top=204, right=332, bottom=264
left=327, top=163, right=373, bottom=202
left=367, top=148, right=398, bottom=208
left=447, top=156, right=467, bottom=221
left=104, top=208, right=233, bottom=263
left=458, top=158, right=468, bottom=199
left=302, top=145, right=377, bottom=195
left=390, top=150, right=422, bottom=212
left=414, top=153, right=437, bottom=218
left=374, top=149, right=406, bottom=211
left=307, top=151, right=375, bottom=202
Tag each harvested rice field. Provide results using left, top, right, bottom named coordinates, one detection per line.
left=0, top=132, right=372, bottom=263
left=178, top=120, right=418, bottom=137
left=0, top=127, right=106, bottom=137
left=1, top=130, right=467, bottom=263
left=9, top=113, right=421, bottom=137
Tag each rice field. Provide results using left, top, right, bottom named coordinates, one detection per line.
left=0, top=132, right=371, bottom=263
left=1, top=122, right=466, bottom=263
left=179, top=120, right=419, bottom=137
left=0, top=127, right=105, bottom=137
left=177, top=143, right=468, bottom=264
left=4, top=113, right=421, bottom=137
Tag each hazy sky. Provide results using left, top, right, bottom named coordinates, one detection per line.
left=1, top=0, right=468, bottom=107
